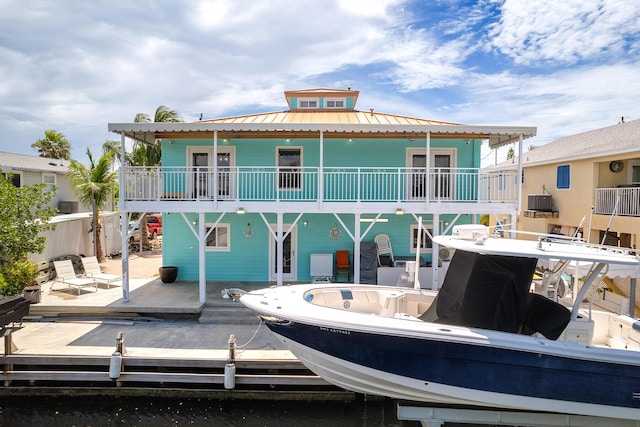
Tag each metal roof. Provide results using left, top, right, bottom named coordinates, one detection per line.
left=109, top=88, right=535, bottom=146
left=0, top=151, right=69, bottom=173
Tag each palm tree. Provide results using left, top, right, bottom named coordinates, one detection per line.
left=68, top=148, right=118, bottom=262
left=102, top=140, right=128, bottom=170
left=130, top=106, right=182, bottom=248
left=32, top=130, right=72, bottom=160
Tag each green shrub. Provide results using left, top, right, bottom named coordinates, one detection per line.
left=0, top=258, right=38, bottom=296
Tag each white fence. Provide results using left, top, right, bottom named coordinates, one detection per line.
left=123, top=166, right=518, bottom=205
left=595, top=187, right=640, bottom=216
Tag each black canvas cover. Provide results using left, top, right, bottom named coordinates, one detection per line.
left=422, top=249, right=537, bottom=333
left=360, top=242, right=378, bottom=284
left=519, top=293, right=571, bottom=340
left=0, top=295, right=30, bottom=327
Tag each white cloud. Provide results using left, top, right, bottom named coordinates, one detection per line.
left=489, top=0, right=640, bottom=65
left=0, top=0, right=639, bottom=164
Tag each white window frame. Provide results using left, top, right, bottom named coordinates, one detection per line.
left=42, top=173, right=56, bottom=186
left=298, top=98, right=318, bottom=109
left=205, top=223, right=230, bottom=252
left=324, top=98, right=345, bottom=109
left=409, top=222, right=440, bottom=254
left=628, top=160, right=640, bottom=185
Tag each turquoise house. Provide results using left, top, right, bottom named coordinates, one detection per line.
left=109, top=88, right=536, bottom=303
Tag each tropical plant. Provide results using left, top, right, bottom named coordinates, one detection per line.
left=129, top=106, right=182, bottom=248
left=67, top=148, right=118, bottom=262
left=32, top=130, right=72, bottom=160
left=0, top=172, right=57, bottom=295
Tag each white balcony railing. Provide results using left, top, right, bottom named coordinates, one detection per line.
left=595, top=187, right=640, bottom=216
left=123, top=166, right=518, bottom=205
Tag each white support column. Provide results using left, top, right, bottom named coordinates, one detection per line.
left=277, top=212, right=283, bottom=286
left=318, top=130, right=324, bottom=209
left=213, top=130, right=218, bottom=210
left=516, top=134, right=523, bottom=214
left=425, top=131, right=431, bottom=210
left=119, top=132, right=130, bottom=302
left=354, top=213, right=361, bottom=283
left=431, top=213, right=440, bottom=290
left=198, top=211, right=206, bottom=304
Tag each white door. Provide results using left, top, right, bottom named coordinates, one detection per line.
left=269, top=225, right=297, bottom=281
left=187, top=147, right=235, bottom=199
left=407, top=149, right=456, bottom=201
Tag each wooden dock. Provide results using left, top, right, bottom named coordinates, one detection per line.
left=0, top=352, right=354, bottom=400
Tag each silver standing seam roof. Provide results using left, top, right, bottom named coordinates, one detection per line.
left=108, top=120, right=537, bottom=148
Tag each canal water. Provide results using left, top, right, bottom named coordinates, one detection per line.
left=0, top=395, right=426, bottom=426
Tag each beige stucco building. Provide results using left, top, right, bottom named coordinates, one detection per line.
left=491, top=119, right=640, bottom=249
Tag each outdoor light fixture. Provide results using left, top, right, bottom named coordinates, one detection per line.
left=395, top=208, right=405, bottom=215
left=236, top=208, right=245, bottom=214
left=303, top=220, right=308, bottom=228
left=360, top=218, right=389, bottom=223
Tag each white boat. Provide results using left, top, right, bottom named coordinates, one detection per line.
left=240, top=225, right=640, bottom=420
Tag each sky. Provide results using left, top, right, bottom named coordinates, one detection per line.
left=1, top=0, right=639, bottom=165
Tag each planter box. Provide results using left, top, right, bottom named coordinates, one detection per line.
left=23, top=285, right=42, bottom=304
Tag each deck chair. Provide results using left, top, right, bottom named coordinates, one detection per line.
left=375, top=234, right=394, bottom=266
left=335, top=250, right=350, bottom=282
left=52, top=260, right=97, bottom=295
left=81, top=256, right=121, bottom=288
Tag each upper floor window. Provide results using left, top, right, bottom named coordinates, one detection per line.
left=298, top=98, right=318, bottom=109
left=325, top=98, right=345, bottom=109
left=206, top=223, right=230, bottom=251
left=1, top=172, right=21, bottom=187
left=556, top=165, right=570, bottom=189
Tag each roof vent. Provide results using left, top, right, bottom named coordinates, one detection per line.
left=370, top=108, right=374, bottom=116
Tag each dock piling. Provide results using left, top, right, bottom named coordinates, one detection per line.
left=224, top=334, right=236, bottom=389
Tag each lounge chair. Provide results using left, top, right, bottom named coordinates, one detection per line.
left=81, top=256, right=121, bottom=288
left=52, top=260, right=97, bottom=295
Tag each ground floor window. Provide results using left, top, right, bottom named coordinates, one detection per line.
left=410, top=224, right=433, bottom=253
left=205, top=223, right=230, bottom=251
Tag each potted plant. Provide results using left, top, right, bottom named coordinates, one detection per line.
left=0, top=258, right=40, bottom=303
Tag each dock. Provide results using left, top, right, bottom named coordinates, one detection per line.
left=1, top=251, right=354, bottom=400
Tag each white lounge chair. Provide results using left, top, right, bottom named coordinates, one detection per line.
left=52, top=260, right=97, bottom=295
left=81, top=256, right=121, bottom=288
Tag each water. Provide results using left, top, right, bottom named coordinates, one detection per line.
left=0, top=396, right=415, bottom=427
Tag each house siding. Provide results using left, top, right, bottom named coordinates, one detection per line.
left=163, top=211, right=456, bottom=282
left=160, top=135, right=476, bottom=281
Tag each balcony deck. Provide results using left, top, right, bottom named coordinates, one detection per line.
left=121, top=166, right=519, bottom=214
left=595, top=187, right=640, bottom=217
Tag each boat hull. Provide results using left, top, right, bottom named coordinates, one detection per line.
left=261, top=316, right=640, bottom=420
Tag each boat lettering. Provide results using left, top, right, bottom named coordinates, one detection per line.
left=319, top=326, right=351, bottom=335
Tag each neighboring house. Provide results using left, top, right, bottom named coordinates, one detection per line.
left=489, top=119, right=640, bottom=248
left=0, top=151, right=80, bottom=214
left=109, top=88, right=536, bottom=302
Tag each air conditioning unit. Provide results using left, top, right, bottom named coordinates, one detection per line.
left=528, top=195, right=552, bottom=211
left=58, top=201, right=79, bottom=214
